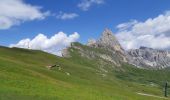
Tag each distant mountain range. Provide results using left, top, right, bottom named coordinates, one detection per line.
left=63, top=29, right=170, bottom=69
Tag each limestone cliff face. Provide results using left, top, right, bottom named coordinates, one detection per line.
left=96, top=29, right=125, bottom=54
left=127, top=47, right=170, bottom=69
left=87, top=29, right=124, bottom=53
left=87, top=28, right=128, bottom=63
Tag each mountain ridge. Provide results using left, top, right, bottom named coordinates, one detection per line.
left=63, top=28, right=170, bottom=69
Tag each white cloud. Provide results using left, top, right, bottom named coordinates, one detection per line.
left=116, top=20, right=138, bottom=31
left=116, top=11, right=170, bottom=50
left=56, top=12, right=79, bottom=20
left=0, top=0, right=50, bottom=29
left=10, top=32, right=80, bottom=56
left=78, top=0, right=104, bottom=11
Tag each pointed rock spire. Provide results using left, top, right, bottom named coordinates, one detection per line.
left=86, top=28, right=127, bottom=62
left=97, top=28, right=124, bottom=53
left=101, top=28, right=113, bottom=37
left=100, top=28, right=120, bottom=44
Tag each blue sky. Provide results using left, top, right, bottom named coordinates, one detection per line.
left=1, top=0, right=170, bottom=55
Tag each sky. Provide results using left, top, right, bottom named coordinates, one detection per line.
left=1, top=0, right=170, bottom=56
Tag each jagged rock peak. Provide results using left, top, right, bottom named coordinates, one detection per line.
left=97, top=28, right=125, bottom=53
left=101, top=28, right=114, bottom=37
left=127, top=47, right=170, bottom=69
left=100, top=28, right=119, bottom=44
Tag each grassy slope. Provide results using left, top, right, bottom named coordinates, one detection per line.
left=0, top=45, right=169, bottom=100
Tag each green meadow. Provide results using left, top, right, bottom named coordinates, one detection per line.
left=0, top=45, right=169, bottom=100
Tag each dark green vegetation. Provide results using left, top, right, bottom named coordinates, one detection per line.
left=0, top=44, right=170, bottom=100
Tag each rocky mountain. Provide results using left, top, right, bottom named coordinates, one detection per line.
left=91, top=29, right=125, bottom=54
left=87, top=28, right=127, bottom=63
left=127, top=47, right=170, bottom=69
left=63, top=29, right=170, bottom=69
left=63, top=29, right=127, bottom=67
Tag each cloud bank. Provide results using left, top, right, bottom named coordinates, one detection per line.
left=0, top=0, right=49, bottom=29
left=116, top=11, right=170, bottom=50
left=78, top=0, right=104, bottom=11
left=10, top=32, right=80, bottom=56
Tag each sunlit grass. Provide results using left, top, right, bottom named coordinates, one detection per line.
left=0, top=46, right=169, bottom=100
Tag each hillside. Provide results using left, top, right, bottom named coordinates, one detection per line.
left=0, top=45, right=170, bottom=100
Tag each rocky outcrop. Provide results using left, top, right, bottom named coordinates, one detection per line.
left=127, top=47, right=170, bottom=69
left=62, top=48, right=71, bottom=57
left=87, top=28, right=128, bottom=63
left=88, top=29, right=125, bottom=54
left=97, top=29, right=125, bottom=54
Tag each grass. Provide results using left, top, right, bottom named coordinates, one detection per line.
left=0, top=45, right=170, bottom=100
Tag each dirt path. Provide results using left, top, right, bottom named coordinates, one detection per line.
left=137, top=92, right=168, bottom=99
